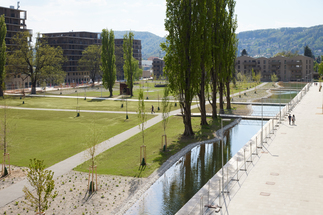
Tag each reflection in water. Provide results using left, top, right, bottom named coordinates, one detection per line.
left=126, top=120, right=263, bottom=215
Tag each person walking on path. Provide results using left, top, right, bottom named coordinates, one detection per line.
left=288, top=114, right=292, bottom=125
left=151, top=105, right=155, bottom=114
left=292, top=114, right=296, bottom=125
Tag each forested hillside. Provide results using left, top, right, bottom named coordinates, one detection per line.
left=237, top=25, right=323, bottom=58
left=113, top=25, right=323, bottom=60
left=114, top=31, right=166, bottom=60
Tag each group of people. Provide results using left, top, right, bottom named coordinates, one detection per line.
left=288, top=114, right=296, bottom=125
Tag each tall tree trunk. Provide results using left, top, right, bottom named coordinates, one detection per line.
left=210, top=67, right=217, bottom=119
left=198, top=66, right=208, bottom=125
left=226, top=81, right=231, bottom=109
left=0, top=85, right=3, bottom=97
left=31, top=79, right=37, bottom=94
left=109, top=88, right=112, bottom=97
left=182, top=98, right=194, bottom=136
left=219, top=81, right=224, bottom=114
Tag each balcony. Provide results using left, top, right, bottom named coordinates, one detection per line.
left=270, top=61, right=281, bottom=66
left=290, top=66, right=302, bottom=71
left=286, top=60, right=302, bottom=65
left=243, top=61, right=256, bottom=66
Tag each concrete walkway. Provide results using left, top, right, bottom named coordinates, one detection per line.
left=0, top=82, right=266, bottom=208
left=219, top=83, right=323, bottom=215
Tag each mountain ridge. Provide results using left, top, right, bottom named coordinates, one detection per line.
left=113, top=24, right=323, bottom=60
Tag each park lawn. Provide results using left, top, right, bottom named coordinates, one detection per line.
left=46, top=86, right=120, bottom=97
left=230, top=82, right=262, bottom=95
left=74, top=116, right=232, bottom=178
left=0, top=96, right=180, bottom=113
left=0, top=109, right=154, bottom=167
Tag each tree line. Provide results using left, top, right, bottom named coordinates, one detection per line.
left=161, top=0, right=238, bottom=136
left=0, top=16, right=141, bottom=97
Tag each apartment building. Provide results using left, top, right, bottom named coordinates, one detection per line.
left=235, top=55, right=313, bottom=82
left=42, top=32, right=142, bottom=83
left=1, top=4, right=32, bottom=90
left=114, top=38, right=142, bottom=80
left=0, top=4, right=31, bottom=50
left=152, top=58, right=164, bottom=79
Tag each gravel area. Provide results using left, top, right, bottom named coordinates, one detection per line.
left=0, top=170, right=146, bottom=215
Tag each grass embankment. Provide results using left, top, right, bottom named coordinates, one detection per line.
left=0, top=108, right=154, bottom=167
left=74, top=116, right=231, bottom=178
left=1, top=96, right=179, bottom=113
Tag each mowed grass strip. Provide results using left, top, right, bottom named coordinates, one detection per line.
left=1, top=96, right=179, bottom=112
left=0, top=108, right=154, bottom=167
left=74, top=116, right=230, bottom=178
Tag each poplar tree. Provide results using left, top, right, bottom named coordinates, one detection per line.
left=101, top=29, right=116, bottom=97
left=0, top=15, right=6, bottom=97
left=162, top=0, right=203, bottom=136
left=123, top=32, right=135, bottom=96
left=197, top=0, right=212, bottom=125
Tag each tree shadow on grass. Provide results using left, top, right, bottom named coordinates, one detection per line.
left=87, top=99, right=103, bottom=102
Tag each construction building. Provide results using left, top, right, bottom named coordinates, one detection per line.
left=42, top=32, right=142, bottom=84
left=152, top=57, right=164, bottom=79
left=1, top=4, right=32, bottom=90
left=235, top=55, right=313, bottom=82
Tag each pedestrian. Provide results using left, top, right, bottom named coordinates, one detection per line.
left=292, top=114, right=296, bottom=125
left=288, top=114, right=291, bottom=125
left=151, top=105, right=155, bottom=114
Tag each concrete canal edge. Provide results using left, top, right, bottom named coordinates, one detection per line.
left=115, top=118, right=241, bottom=215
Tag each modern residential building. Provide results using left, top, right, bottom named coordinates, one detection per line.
left=1, top=4, right=32, bottom=90
left=42, top=32, right=101, bottom=84
left=114, top=38, right=142, bottom=80
left=0, top=4, right=32, bottom=50
left=42, top=32, right=142, bottom=83
left=235, top=55, right=313, bottom=82
left=152, top=58, right=164, bottom=79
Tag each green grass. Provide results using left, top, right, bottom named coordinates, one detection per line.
left=1, top=96, right=179, bottom=113
left=74, top=116, right=231, bottom=178
left=0, top=108, right=154, bottom=167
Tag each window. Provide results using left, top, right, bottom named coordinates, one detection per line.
left=238, top=65, right=240, bottom=69
left=263, top=65, right=266, bottom=69
left=284, top=70, right=286, bottom=74
left=264, top=60, right=266, bottom=64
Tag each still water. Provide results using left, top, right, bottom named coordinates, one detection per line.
left=126, top=119, right=265, bottom=215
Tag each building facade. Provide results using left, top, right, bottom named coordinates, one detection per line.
left=0, top=4, right=32, bottom=50
left=152, top=58, right=164, bottom=79
left=235, top=55, right=313, bottom=82
left=1, top=5, right=32, bottom=90
left=42, top=32, right=142, bottom=84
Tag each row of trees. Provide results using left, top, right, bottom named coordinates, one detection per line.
left=162, top=0, right=238, bottom=136
left=0, top=20, right=141, bottom=96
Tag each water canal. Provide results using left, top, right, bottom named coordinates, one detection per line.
left=126, top=85, right=301, bottom=214
left=126, top=119, right=267, bottom=215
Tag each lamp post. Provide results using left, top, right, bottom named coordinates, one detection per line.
left=126, top=95, right=128, bottom=119
left=221, top=118, right=231, bottom=194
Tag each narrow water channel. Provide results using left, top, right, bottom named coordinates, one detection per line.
left=126, top=119, right=266, bottom=215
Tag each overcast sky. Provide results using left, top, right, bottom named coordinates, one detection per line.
left=2, top=0, right=323, bottom=37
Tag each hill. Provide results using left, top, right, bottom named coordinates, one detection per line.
left=237, top=25, right=323, bottom=58
left=114, top=31, right=166, bottom=60
left=113, top=25, right=323, bottom=60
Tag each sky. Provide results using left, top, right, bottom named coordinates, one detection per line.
left=2, top=0, right=323, bottom=38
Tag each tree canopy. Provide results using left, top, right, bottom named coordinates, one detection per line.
left=123, top=31, right=135, bottom=96
left=7, top=32, right=66, bottom=94
left=241, top=49, right=248, bottom=56
left=304, top=45, right=314, bottom=59
left=78, top=44, right=102, bottom=84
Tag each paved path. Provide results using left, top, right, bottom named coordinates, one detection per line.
left=221, top=84, right=323, bottom=215
left=0, top=83, right=266, bottom=208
